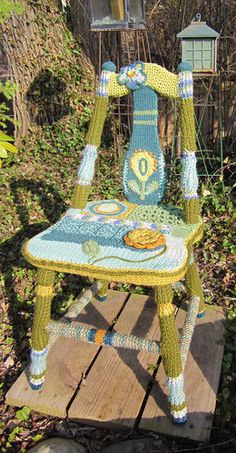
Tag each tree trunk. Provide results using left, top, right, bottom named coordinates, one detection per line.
left=1, top=0, right=93, bottom=145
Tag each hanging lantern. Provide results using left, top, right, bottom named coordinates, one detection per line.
left=177, top=14, right=219, bottom=73
left=89, top=0, right=145, bottom=31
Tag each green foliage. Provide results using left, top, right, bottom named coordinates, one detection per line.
left=0, top=80, right=17, bottom=128
left=0, top=0, right=23, bottom=24
left=15, top=406, right=31, bottom=421
left=0, top=131, right=18, bottom=167
left=0, top=80, right=18, bottom=167
left=6, top=427, right=23, bottom=448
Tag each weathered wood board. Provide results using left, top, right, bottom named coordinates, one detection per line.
left=6, top=290, right=128, bottom=418
left=68, top=294, right=159, bottom=430
left=139, top=305, right=225, bottom=442
left=6, top=291, right=225, bottom=442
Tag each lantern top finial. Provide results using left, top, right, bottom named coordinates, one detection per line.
left=193, top=13, right=202, bottom=22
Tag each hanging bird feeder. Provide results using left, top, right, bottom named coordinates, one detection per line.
left=177, top=14, right=219, bottom=73
left=89, top=0, right=145, bottom=31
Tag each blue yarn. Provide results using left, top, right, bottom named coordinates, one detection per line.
left=173, top=415, right=187, bottom=424
left=95, top=294, right=107, bottom=302
left=197, top=311, right=205, bottom=319
left=177, top=61, right=193, bottom=73
left=104, top=332, right=115, bottom=346
left=123, top=86, right=166, bottom=205
left=88, top=329, right=96, bottom=342
left=30, top=383, right=43, bottom=390
left=42, top=218, right=151, bottom=254
left=102, top=61, right=116, bottom=72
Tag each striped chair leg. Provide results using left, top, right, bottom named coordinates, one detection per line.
left=156, top=285, right=187, bottom=424
left=185, top=252, right=205, bottom=318
left=95, top=280, right=108, bottom=302
left=29, top=268, right=55, bottom=390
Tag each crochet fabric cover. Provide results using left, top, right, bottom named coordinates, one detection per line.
left=23, top=200, right=203, bottom=286
left=22, top=61, right=205, bottom=426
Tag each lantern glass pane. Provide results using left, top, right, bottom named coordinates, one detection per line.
left=194, top=40, right=202, bottom=50
left=185, top=41, right=193, bottom=50
left=195, top=50, right=202, bottom=59
left=203, top=39, right=212, bottom=50
left=186, top=50, right=194, bottom=59
left=129, top=0, right=144, bottom=23
left=204, top=50, right=212, bottom=60
left=194, top=60, right=202, bottom=70
left=90, top=0, right=127, bottom=29
left=203, top=60, right=211, bottom=69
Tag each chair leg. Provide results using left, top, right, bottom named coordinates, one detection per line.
left=156, top=285, right=187, bottom=424
left=95, top=280, right=108, bottom=302
left=29, top=268, right=55, bottom=390
left=185, top=253, right=205, bottom=317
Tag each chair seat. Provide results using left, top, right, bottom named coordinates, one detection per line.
left=23, top=200, right=203, bottom=286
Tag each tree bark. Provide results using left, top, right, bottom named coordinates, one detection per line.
left=1, top=0, right=93, bottom=145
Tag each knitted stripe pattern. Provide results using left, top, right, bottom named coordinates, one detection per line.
left=181, top=151, right=198, bottom=199
left=30, top=268, right=55, bottom=390
left=47, top=320, right=160, bottom=353
left=71, top=64, right=114, bottom=209
left=155, top=285, right=187, bottom=423
left=77, top=145, right=98, bottom=185
left=177, top=62, right=200, bottom=225
left=123, top=86, right=165, bottom=205
left=64, top=280, right=103, bottom=319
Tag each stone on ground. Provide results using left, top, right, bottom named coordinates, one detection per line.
left=27, top=437, right=87, bottom=453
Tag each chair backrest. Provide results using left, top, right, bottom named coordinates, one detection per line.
left=123, top=85, right=164, bottom=205
left=72, top=60, right=200, bottom=225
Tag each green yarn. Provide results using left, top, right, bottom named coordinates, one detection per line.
left=155, top=285, right=182, bottom=378
left=71, top=184, right=91, bottom=209
left=185, top=260, right=204, bottom=314
left=86, top=96, right=109, bottom=147
left=183, top=198, right=200, bottom=224
left=31, top=269, right=55, bottom=350
left=128, top=204, right=184, bottom=226
left=180, top=98, right=196, bottom=151
left=91, top=245, right=167, bottom=265
left=96, top=280, right=108, bottom=298
left=37, top=268, right=55, bottom=286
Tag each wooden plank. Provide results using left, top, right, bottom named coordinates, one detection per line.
left=6, top=290, right=128, bottom=418
left=139, top=305, right=225, bottom=442
left=68, top=294, right=160, bottom=430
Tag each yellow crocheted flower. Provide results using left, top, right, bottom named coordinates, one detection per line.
left=130, top=149, right=157, bottom=183
left=124, top=228, right=166, bottom=249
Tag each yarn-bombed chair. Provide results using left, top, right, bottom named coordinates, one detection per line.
left=22, top=61, right=205, bottom=424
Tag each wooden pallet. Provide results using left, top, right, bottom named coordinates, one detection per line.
left=6, top=290, right=225, bottom=442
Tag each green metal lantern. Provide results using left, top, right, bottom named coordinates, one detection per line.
left=177, top=14, right=219, bottom=73
left=89, top=0, right=145, bottom=31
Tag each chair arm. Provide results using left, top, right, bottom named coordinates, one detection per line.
left=177, top=62, right=200, bottom=224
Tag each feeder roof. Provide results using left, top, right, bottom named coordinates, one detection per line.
left=177, top=22, right=219, bottom=39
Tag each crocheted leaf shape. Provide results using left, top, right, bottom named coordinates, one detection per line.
left=82, top=240, right=100, bottom=263
left=128, top=179, right=140, bottom=195
left=145, top=181, right=159, bottom=196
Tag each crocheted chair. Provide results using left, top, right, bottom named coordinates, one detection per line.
left=22, top=60, right=205, bottom=425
